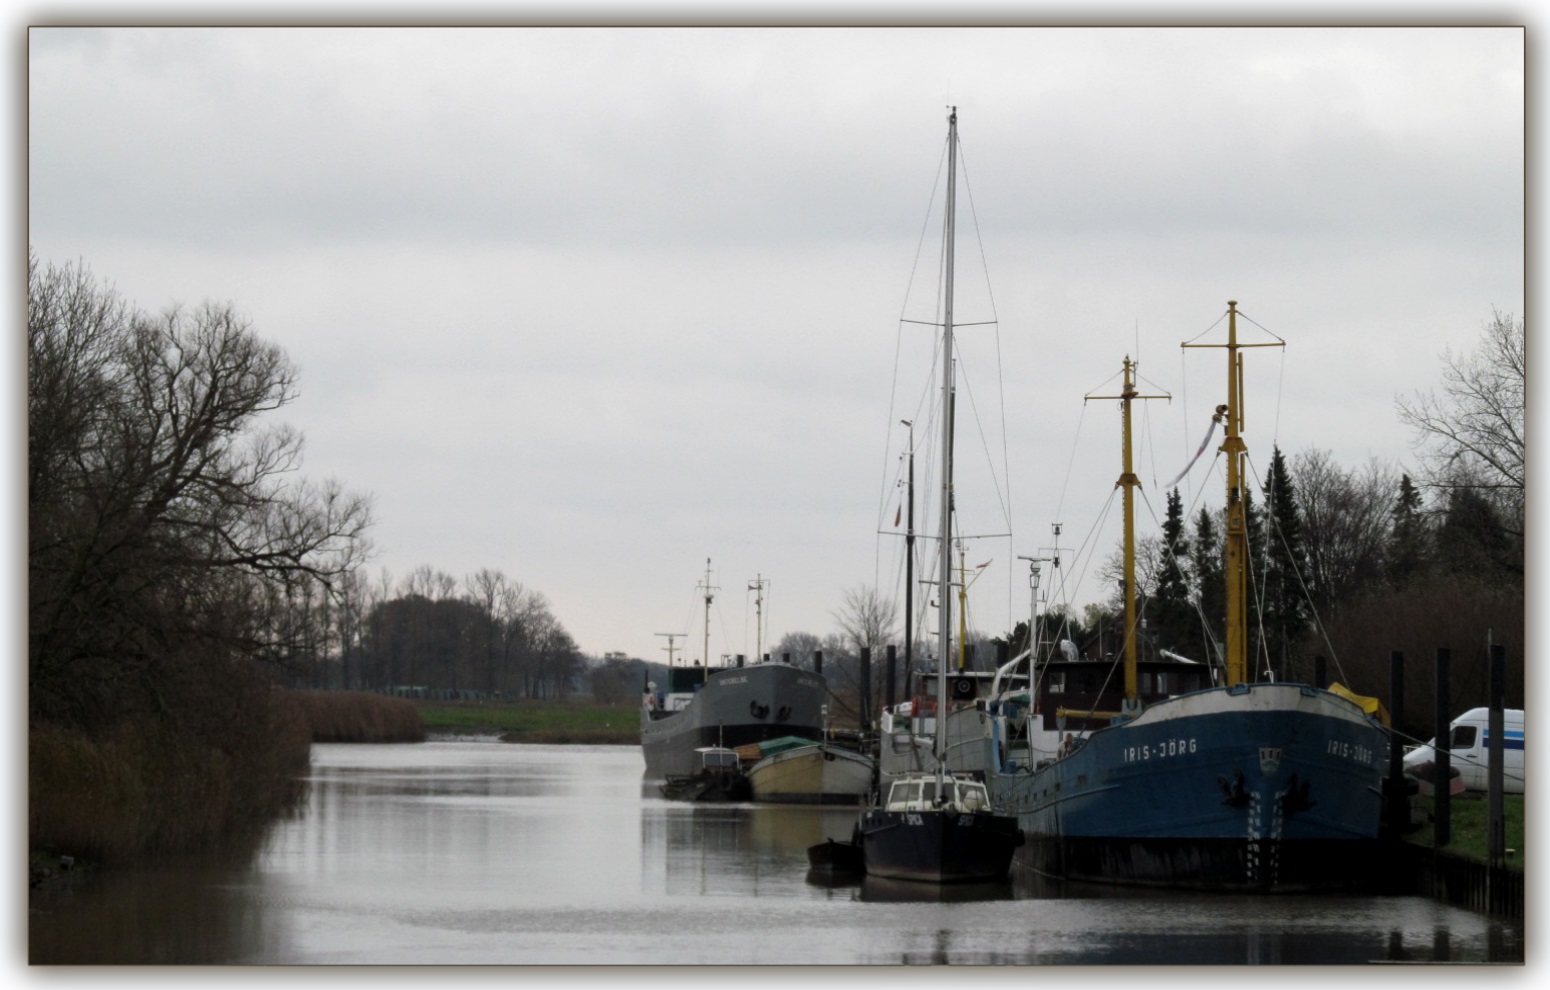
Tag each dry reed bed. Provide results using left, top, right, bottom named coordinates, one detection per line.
left=30, top=690, right=424, bottom=868
left=29, top=694, right=311, bottom=866
left=287, top=690, right=426, bottom=743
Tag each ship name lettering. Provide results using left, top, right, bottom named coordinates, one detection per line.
left=1124, top=737, right=1197, bottom=763
left=1326, top=739, right=1375, bottom=764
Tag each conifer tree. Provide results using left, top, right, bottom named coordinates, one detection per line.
left=1260, top=446, right=1310, bottom=676
left=1386, top=474, right=1430, bottom=587
left=1435, top=487, right=1516, bottom=580
left=1149, top=488, right=1194, bottom=651
left=1190, top=506, right=1224, bottom=663
left=1241, top=484, right=1268, bottom=673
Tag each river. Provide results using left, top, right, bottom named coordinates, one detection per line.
left=29, top=740, right=1524, bottom=965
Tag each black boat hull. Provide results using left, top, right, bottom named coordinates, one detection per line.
left=806, top=838, right=865, bottom=876
left=858, top=809, right=1022, bottom=883
left=660, top=769, right=752, bottom=803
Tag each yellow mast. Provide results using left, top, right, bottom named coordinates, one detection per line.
left=957, top=543, right=968, bottom=672
left=952, top=542, right=987, bottom=673
left=1088, top=357, right=1167, bottom=715
left=1181, top=300, right=1282, bottom=688
left=1222, top=303, right=1249, bottom=687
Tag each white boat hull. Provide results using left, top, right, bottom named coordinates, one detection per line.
left=747, top=744, right=875, bottom=805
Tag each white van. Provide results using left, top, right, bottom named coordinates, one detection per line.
left=1403, top=708, right=1524, bottom=794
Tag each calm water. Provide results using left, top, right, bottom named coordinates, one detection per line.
left=30, top=741, right=1524, bottom=965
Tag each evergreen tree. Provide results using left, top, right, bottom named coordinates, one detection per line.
left=1241, top=484, right=1269, bottom=674
left=1149, top=488, right=1194, bottom=651
left=1434, top=487, right=1517, bottom=581
left=1386, top=473, right=1431, bottom=587
left=1260, top=446, right=1310, bottom=675
left=1190, top=506, right=1224, bottom=662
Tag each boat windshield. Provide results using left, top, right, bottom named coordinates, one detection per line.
left=884, top=777, right=989, bottom=811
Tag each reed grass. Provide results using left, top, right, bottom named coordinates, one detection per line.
left=29, top=692, right=311, bottom=866
left=286, top=690, right=426, bottom=743
left=416, top=699, right=637, bottom=743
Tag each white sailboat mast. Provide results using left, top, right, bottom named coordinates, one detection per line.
left=935, top=107, right=958, bottom=769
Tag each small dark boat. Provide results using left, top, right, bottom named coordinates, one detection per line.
left=659, top=746, right=751, bottom=802
left=806, top=833, right=865, bottom=877
left=859, top=771, right=1023, bottom=883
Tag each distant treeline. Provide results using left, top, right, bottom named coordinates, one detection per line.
left=275, top=566, right=587, bottom=700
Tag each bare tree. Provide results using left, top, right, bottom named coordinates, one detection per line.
left=771, top=630, right=823, bottom=668
left=465, top=568, right=517, bottom=694
left=1397, top=309, right=1524, bottom=535
left=28, top=253, right=372, bottom=730
left=832, top=585, right=898, bottom=655
left=1294, top=450, right=1397, bottom=615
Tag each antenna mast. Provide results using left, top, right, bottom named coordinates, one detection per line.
left=748, top=575, right=768, bottom=662
left=655, top=632, right=686, bottom=667
left=697, top=558, right=718, bottom=668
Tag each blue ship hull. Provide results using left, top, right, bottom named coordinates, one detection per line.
left=985, top=682, right=1388, bottom=890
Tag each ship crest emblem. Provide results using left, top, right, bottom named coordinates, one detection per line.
left=1259, top=747, right=1282, bottom=775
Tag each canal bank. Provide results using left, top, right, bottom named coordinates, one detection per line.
left=1392, top=791, right=1525, bottom=920
left=1391, top=845, right=1524, bottom=919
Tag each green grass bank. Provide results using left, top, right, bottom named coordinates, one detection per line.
left=1403, top=792, right=1525, bottom=870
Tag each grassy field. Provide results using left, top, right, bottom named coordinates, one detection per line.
left=415, top=698, right=639, bottom=744
left=1404, top=792, right=1525, bottom=870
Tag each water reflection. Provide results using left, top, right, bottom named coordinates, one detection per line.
left=30, top=742, right=1524, bottom=964
left=860, top=875, right=1014, bottom=903
left=30, top=851, right=280, bottom=964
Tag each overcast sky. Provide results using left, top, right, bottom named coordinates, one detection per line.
left=24, top=16, right=1525, bottom=668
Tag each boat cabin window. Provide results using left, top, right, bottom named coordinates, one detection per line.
left=700, top=750, right=738, bottom=769
left=890, top=781, right=920, bottom=807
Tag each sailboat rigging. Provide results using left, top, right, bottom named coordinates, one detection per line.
left=856, top=108, right=1023, bottom=884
